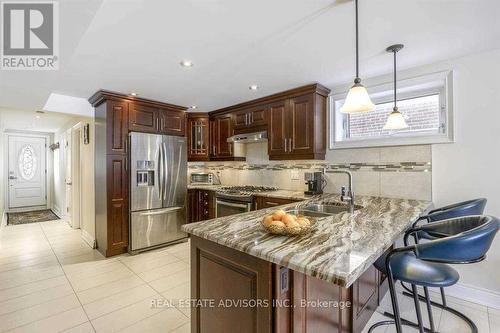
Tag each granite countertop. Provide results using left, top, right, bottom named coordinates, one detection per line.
left=187, top=184, right=310, bottom=201
left=182, top=194, right=432, bottom=287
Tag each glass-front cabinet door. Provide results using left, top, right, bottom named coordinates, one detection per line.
left=187, top=113, right=210, bottom=161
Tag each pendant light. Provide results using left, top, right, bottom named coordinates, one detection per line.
left=340, top=0, right=375, bottom=114
left=383, top=44, right=409, bottom=130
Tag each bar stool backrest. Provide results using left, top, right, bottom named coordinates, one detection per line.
left=415, top=215, right=499, bottom=264
left=428, top=198, right=487, bottom=222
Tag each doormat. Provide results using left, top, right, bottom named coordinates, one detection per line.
left=7, top=210, right=60, bottom=225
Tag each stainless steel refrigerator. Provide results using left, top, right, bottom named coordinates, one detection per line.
left=129, top=132, right=187, bottom=253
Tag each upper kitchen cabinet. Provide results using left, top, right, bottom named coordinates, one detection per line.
left=187, top=113, right=210, bottom=161
left=211, top=114, right=234, bottom=159
left=129, top=103, right=158, bottom=133
left=160, top=109, right=185, bottom=136
left=268, top=85, right=329, bottom=160
left=209, top=83, right=330, bottom=160
left=233, top=104, right=268, bottom=131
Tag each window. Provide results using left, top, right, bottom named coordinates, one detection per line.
left=330, top=71, right=454, bottom=149
left=18, top=144, right=37, bottom=180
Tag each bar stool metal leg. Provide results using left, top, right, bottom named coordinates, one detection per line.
left=411, top=284, right=425, bottom=333
left=423, top=287, right=436, bottom=333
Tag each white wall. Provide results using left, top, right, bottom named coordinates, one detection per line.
left=430, top=49, right=500, bottom=294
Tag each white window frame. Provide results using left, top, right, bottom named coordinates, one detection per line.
left=329, top=70, right=455, bottom=149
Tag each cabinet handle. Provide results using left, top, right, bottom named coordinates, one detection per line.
left=284, top=138, right=287, bottom=152
left=265, top=201, right=280, bottom=207
left=288, top=138, right=292, bottom=153
left=250, top=112, right=253, bottom=124
left=229, top=144, right=232, bottom=155
left=213, top=145, right=216, bottom=156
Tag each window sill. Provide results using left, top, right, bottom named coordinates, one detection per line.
left=330, top=134, right=454, bottom=150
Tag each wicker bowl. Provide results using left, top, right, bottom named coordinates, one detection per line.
left=261, top=214, right=316, bottom=236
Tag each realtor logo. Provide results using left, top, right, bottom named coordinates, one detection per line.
left=1, top=1, right=59, bottom=70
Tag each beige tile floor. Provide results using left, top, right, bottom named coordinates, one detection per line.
left=0, top=219, right=498, bottom=332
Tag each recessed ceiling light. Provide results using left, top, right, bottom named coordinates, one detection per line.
left=35, top=115, right=41, bottom=119
left=249, top=85, right=259, bottom=90
left=180, top=60, right=194, bottom=68
left=130, top=92, right=137, bottom=96
left=190, top=105, right=197, bottom=109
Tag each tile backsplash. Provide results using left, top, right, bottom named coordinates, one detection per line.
left=189, top=143, right=432, bottom=201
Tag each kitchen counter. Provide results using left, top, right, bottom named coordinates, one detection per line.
left=182, top=194, right=431, bottom=287
left=187, top=184, right=312, bottom=201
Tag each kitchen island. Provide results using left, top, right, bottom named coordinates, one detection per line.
left=182, top=194, right=431, bottom=333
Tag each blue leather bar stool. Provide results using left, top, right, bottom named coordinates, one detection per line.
left=401, top=198, right=487, bottom=331
left=370, top=215, right=499, bottom=333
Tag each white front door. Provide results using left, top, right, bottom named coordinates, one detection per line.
left=65, top=130, right=72, bottom=221
left=8, top=135, right=47, bottom=209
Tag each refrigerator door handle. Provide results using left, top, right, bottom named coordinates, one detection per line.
left=162, top=142, right=168, bottom=201
left=138, top=206, right=183, bottom=216
left=158, top=142, right=164, bottom=201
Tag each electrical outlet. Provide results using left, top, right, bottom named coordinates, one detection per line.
left=291, top=170, right=300, bottom=180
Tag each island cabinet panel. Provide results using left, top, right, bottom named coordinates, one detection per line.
left=190, top=234, right=388, bottom=333
left=191, top=236, right=273, bottom=333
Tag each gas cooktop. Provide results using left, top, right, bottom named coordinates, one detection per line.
left=215, top=186, right=278, bottom=202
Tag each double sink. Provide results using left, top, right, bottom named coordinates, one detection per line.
left=286, top=203, right=358, bottom=218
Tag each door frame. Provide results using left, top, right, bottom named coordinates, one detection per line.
left=69, top=122, right=84, bottom=229
left=3, top=131, right=53, bottom=213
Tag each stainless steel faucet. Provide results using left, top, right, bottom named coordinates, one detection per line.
left=327, top=170, right=355, bottom=213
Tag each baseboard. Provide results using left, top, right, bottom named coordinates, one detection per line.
left=445, top=282, right=500, bottom=309
left=52, top=205, right=61, bottom=217
left=81, top=229, right=97, bottom=249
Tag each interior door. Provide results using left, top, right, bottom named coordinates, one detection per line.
left=8, top=135, right=47, bottom=209
left=65, top=129, right=72, bottom=220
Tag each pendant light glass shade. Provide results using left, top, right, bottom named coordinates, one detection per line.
left=340, top=0, right=374, bottom=114
left=340, top=82, right=375, bottom=113
left=383, top=108, right=408, bottom=130
left=383, top=44, right=407, bottom=130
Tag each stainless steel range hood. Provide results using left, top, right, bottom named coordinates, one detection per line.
left=227, top=131, right=268, bottom=143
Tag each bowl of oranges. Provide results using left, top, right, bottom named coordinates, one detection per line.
left=261, top=209, right=315, bottom=236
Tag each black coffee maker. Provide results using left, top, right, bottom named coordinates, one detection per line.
left=304, top=172, right=324, bottom=195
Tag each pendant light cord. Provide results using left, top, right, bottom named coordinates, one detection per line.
left=355, top=0, right=359, bottom=81
left=393, top=49, right=397, bottom=109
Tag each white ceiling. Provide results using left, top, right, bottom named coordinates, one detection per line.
left=0, top=0, right=499, bottom=113
left=0, top=109, right=80, bottom=133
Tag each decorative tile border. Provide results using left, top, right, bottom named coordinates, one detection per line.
left=188, top=161, right=432, bottom=173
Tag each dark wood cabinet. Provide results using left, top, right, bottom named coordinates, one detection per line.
left=187, top=189, right=215, bottom=222
left=129, top=103, right=158, bottom=133
left=268, top=100, right=288, bottom=156
left=107, top=101, right=129, bottom=155
left=106, top=154, right=129, bottom=256
left=209, top=84, right=330, bottom=161
left=255, top=196, right=302, bottom=210
left=191, top=236, right=273, bottom=333
left=233, top=105, right=268, bottom=130
left=160, top=109, right=185, bottom=135
left=289, top=93, right=315, bottom=155
left=187, top=113, right=210, bottom=161
left=269, top=91, right=327, bottom=160
left=191, top=235, right=388, bottom=333
left=212, top=114, right=234, bottom=158
left=89, top=90, right=188, bottom=257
